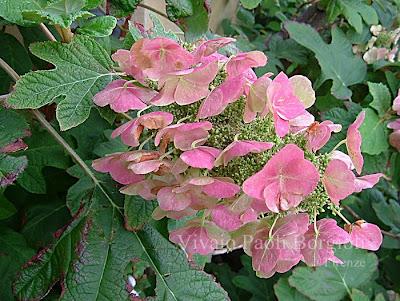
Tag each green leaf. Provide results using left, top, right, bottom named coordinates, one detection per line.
left=17, top=129, right=70, bottom=194
left=109, top=0, right=141, bottom=17
left=7, top=36, right=114, bottom=130
left=0, top=0, right=42, bottom=25
left=14, top=208, right=88, bottom=300
left=180, top=0, right=209, bottom=42
left=351, top=289, right=370, bottom=301
left=359, top=108, right=389, bottom=155
left=23, top=0, right=93, bottom=28
left=240, top=0, right=262, bottom=9
left=288, top=246, right=378, bottom=301
left=0, top=154, right=27, bottom=188
left=21, top=201, right=70, bottom=248
left=340, top=0, right=378, bottom=33
left=0, top=193, right=17, bottom=220
left=274, top=278, right=311, bottom=301
left=0, top=107, right=29, bottom=149
left=148, top=13, right=179, bottom=41
left=285, top=21, right=367, bottom=99
left=326, top=0, right=342, bottom=23
left=372, top=199, right=400, bottom=233
left=0, top=227, right=34, bottom=301
left=166, top=0, right=194, bottom=20
left=124, top=195, right=157, bottom=231
left=368, top=82, right=392, bottom=117
left=78, top=16, right=117, bottom=37
left=0, top=32, right=33, bottom=94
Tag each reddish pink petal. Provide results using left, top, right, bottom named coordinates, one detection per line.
left=349, top=221, right=383, bottom=251
left=346, top=111, right=365, bottom=174
left=322, top=159, right=355, bottom=205
left=138, top=111, right=174, bottom=129
left=354, top=173, right=383, bottom=192
left=92, top=155, right=144, bottom=185
left=389, top=130, right=400, bottom=150
left=306, top=121, right=342, bottom=152
left=215, top=140, right=274, bottom=167
left=111, top=119, right=141, bottom=147
left=194, top=37, right=236, bottom=60
left=93, top=79, right=156, bottom=113
left=180, top=146, right=221, bottom=170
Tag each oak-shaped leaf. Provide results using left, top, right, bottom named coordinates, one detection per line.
left=7, top=35, right=114, bottom=130
left=285, top=21, right=367, bottom=100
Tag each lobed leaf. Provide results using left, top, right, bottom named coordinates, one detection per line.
left=7, top=36, right=114, bottom=130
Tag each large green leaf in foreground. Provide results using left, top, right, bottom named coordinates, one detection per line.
left=7, top=36, right=114, bottom=130
left=286, top=21, right=367, bottom=100
left=14, top=184, right=228, bottom=300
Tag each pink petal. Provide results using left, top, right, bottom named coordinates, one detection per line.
left=203, top=178, right=241, bottom=199
left=392, top=89, right=400, bottom=114
left=93, top=79, right=156, bottom=113
left=157, top=186, right=192, bottom=211
left=349, top=221, right=383, bottom=251
left=389, top=130, right=400, bottom=150
left=330, top=150, right=355, bottom=170
left=211, top=205, right=242, bottom=231
left=197, top=75, right=245, bottom=119
left=226, top=51, right=268, bottom=77
left=306, top=121, right=342, bottom=152
left=388, top=119, right=400, bottom=130
left=354, top=173, right=383, bottom=192
left=180, top=146, right=221, bottom=170
left=346, top=111, right=365, bottom=175
left=169, top=226, right=217, bottom=255
left=215, top=140, right=274, bottom=167
left=322, top=159, right=355, bottom=205
left=111, top=119, right=141, bottom=147
left=138, top=111, right=174, bottom=129
left=289, top=75, right=315, bottom=108
left=92, top=155, right=144, bottom=185
left=194, top=37, right=236, bottom=60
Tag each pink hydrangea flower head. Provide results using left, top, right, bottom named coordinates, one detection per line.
left=180, top=146, right=221, bottom=170
left=155, top=121, right=212, bottom=151
left=151, top=60, right=219, bottom=106
left=112, top=111, right=173, bottom=147
left=197, top=75, right=245, bottom=119
left=250, top=213, right=309, bottom=278
left=346, top=220, right=383, bottom=251
left=92, top=152, right=145, bottom=185
left=346, top=111, right=365, bottom=175
left=306, top=121, right=342, bottom=152
left=266, top=72, right=306, bottom=137
left=322, top=159, right=355, bottom=205
left=301, top=218, right=350, bottom=266
left=226, top=51, right=268, bottom=77
left=194, top=37, right=236, bottom=61
left=131, top=37, right=195, bottom=80
left=214, top=140, right=274, bottom=167
left=93, top=79, right=157, bottom=113
left=243, top=144, right=319, bottom=213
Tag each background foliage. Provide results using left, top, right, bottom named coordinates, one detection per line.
left=0, top=0, right=399, bottom=300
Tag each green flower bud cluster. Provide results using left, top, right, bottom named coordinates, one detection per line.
left=209, top=69, right=227, bottom=90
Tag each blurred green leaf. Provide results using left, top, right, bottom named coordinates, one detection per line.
left=78, top=16, right=117, bottom=37
left=368, top=82, right=392, bottom=117
left=359, top=108, right=389, bottom=155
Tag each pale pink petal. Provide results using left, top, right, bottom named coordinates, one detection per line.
left=111, top=119, right=141, bottom=147
left=322, top=159, right=355, bottom=205
left=330, top=150, right=355, bottom=170
left=354, top=173, right=383, bottom=192
left=93, top=79, right=156, bottom=113
left=346, top=111, right=365, bottom=175
left=245, top=73, right=272, bottom=115
left=180, top=146, right=221, bottom=170
left=215, top=140, right=274, bottom=167
left=387, top=119, right=400, bottom=130
left=392, top=89, right=400, bottom=114
left=226, top=51, right=268, bottom=77
left=289, top=75, right=315, bottom=108
left=349, top=221, right=383, bottom=251
left=169, top=225, right=217, bottom=255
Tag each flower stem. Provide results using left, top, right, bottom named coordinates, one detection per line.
left=331, top=207, right=351, bottom=225
left=39, top=23, right=57, bottom=42
left=54, top=25, right=73, bottom=43
left=330, top=139, right=346, bottom=154
left=268, top=215, right=279, bottom=239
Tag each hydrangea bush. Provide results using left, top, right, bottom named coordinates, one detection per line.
left=92, top=36, right=383, bottom=277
